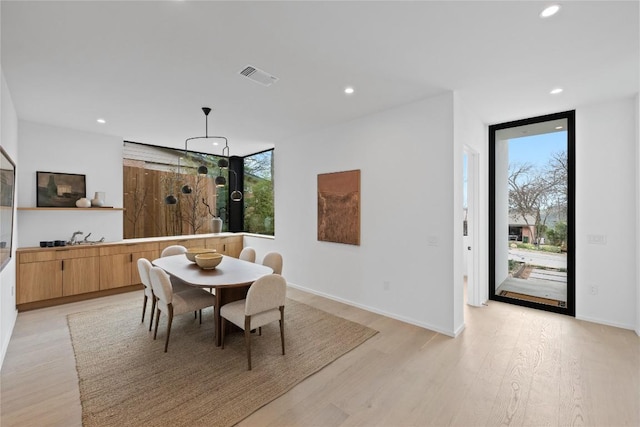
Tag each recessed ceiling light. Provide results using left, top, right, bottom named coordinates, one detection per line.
left=344, top=87, right=354, bottom=95
left=555, top=126, right=564, bottom=130
left=550, top=88, right=563, bottom=95
left=540, top=5, right=560, bottom=18
left=213, top=142, right=219, bottom=146
left=96, top=118, right=106, bottom=124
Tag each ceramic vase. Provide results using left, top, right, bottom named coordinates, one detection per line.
left=212, top=217, right=223, bottom=233
left=76, top=197, right=91, bottom=208
left=91, top=191, right=105, bottom=207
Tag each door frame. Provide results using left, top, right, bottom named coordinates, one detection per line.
left=488, top=110, right=576, bottom=316
left=464, top=145, right=482, bottom=306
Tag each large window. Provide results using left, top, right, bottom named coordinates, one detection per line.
left=123, top=142, right=274, bottom=239
left=243, top=150, right=274, bottom=235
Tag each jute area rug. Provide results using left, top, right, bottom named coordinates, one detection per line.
left=67, top=297, right=377, bottom=427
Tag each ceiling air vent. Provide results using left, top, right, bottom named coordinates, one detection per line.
left=238, top=65, right=279, bottom=87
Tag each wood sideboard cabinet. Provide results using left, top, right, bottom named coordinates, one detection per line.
left=16, top=234, right=244, bottom=311
left=17, top=246, right=101, bottom=305
left=99, top=242, right=160, bottom=290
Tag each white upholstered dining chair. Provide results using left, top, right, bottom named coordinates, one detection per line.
left=149, top=266, right=216, bottom=352
left=261, top=251, right=283, bottom=275
left=220, top=274, right=287, bottom=370
left=137, top=257, right=197, bottom=332
left=137, top=258, right=156, bottom=331
left=160, top=244, right=192, bottom=292
left=161, top=244, right=187, bottom=257
left=238, top=247, right=256, bottom=263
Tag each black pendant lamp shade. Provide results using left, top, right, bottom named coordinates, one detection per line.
left=197, top=165, right=209, bottom=175
left=165, top=195, right=178, bottom=205
left=231, top=190, right=243, bottom=202
left=181, top=184, right=193, bottom=194
left=215, top=175, right=227, bottom=187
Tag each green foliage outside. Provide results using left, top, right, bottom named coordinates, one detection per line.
left=243, top=151, right=274, bottom=235
left=244, top=178, right=274, bottom=234
left=545, top=221, right=567, bottom=247
left=508, top=259, right=522, bottom=274
left=512, top=242, right=562, bottom=254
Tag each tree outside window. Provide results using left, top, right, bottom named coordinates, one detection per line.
left=243, top=150, right=274, bottom=235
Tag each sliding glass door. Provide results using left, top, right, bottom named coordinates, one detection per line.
left=489, top=111, right=575, bottom=315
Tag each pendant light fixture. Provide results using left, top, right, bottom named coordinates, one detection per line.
left=165, top=107, right=242, bottom=204
left=214, top=136, right=230, bottom=187
left=230, top=169, right=243, bottom=202
left=212, top=125, right=242, bottom=203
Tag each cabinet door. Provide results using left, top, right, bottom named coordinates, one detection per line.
left=204, top=237, right=221, bottom=252
left=17, top=260, right=62, bottom=304
left=63, top=257, right=100, bottom=296
left=100, top=253, right=132, bottom=290
left=131, top=250, right=158, bottom=285
left=225, top=236, right=243, bottom=258
left=219, top=236, right=243, bottom=257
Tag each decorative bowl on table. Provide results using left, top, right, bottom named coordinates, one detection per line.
left=185, top=247, right=216, bottom=262
left=194, top=253, right=223, bottom=270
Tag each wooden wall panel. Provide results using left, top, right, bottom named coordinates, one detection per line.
left=124, top=166, right=219, bottom=239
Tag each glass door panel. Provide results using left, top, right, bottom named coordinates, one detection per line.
left=489, top=111, right=575, bottom=315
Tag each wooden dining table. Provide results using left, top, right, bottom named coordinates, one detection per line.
left=152, top=254, right=273, bottom=346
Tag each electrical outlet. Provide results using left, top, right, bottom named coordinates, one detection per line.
left=590, top=285, right=599, bottom=295
left=383, top=281, right=390, bottom=291
left=587, top=234, right=607, bottom=245
left=427, top=235, right=439, bottom=247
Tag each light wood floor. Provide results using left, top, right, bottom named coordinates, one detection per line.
left=1, top=287, right=639, bottom=426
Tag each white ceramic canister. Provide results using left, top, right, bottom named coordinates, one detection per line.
left=91, top=191, right=106, bottom=207
left=76, top=197, right=91, bottom=208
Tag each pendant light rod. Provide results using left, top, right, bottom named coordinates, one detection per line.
left=203, top=107, right=211, bottom=137
left=183, top=107, right=228, bottom=155
left=184, top=136, right=228, bottom=151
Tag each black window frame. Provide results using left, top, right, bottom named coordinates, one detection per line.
left=488, top=110, right=576, bottom=316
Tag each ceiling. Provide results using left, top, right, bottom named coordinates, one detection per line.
left=1, top=1, right=638, bottom=157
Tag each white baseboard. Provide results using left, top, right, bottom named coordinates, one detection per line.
left=575, top=314, right=635, bottom=332
left=286, top=282, right=458, bottom=338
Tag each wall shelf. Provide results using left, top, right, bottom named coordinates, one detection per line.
left=18, top=207, right=124, bottom=211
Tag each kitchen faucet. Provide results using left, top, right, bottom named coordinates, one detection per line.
left=68, top=231, right=83, bottom=245
left=83, top=233, right=105, bottom=244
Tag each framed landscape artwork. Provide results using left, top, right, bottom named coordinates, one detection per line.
left=36, top=171, right=86, bottom=207
left=317, top=169, right=360, bottom=246
left=0, top=147, right=16, bottom=271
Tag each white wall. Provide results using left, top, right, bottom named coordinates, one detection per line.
left=0, top=70, right=18, bottom=365
left=636, top=93, right=640, bottom=335
left=273, top=93, right=460, bottom=336
left=242, top=234, right=277, bottom=265
left=576, top=97, right=638, bottom=330
left=273, top=92, right=637, bottom=334
left=494, top=135, right=510, bottom=285
left=17, top=121, right=124, bottom=247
